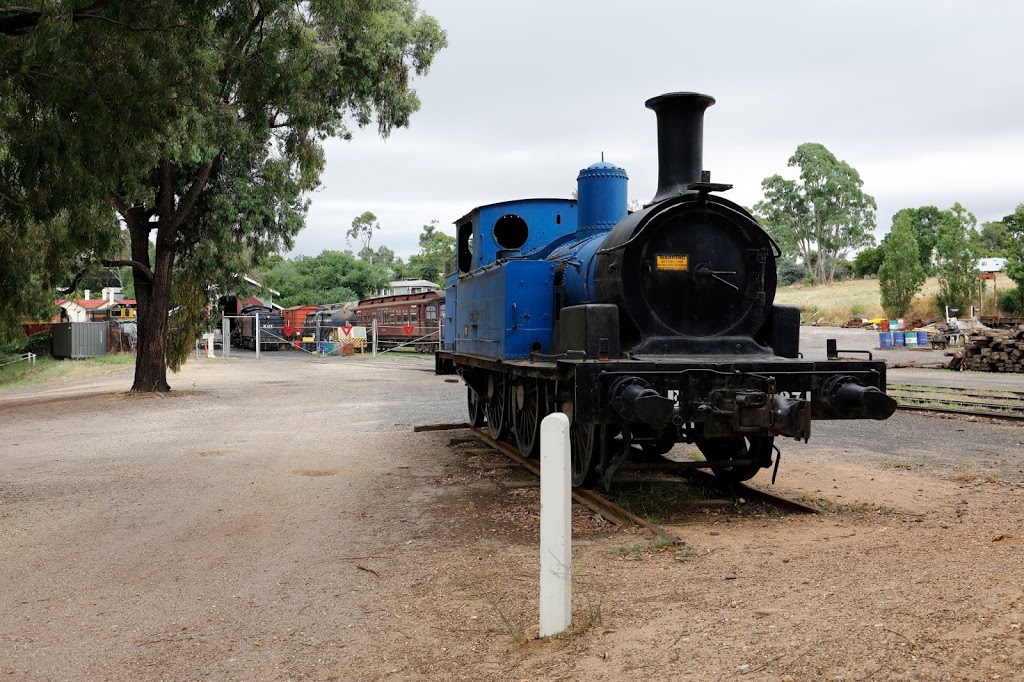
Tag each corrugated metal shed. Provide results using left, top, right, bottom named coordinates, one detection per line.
left=52, top=322, right=108, bottom=359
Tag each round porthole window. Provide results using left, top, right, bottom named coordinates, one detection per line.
left=493, top=214, right=528, bottom=250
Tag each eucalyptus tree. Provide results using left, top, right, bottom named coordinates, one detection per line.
left=754, top=143, right=876, bottom=282
left=934, top=203, right=979, bottom=313
left=348, top=211, right=381, bottom=260
left=0, top=1, right=445, bottom=390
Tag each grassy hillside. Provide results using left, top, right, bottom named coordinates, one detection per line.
left=774, top=275, right=1017, bottom=325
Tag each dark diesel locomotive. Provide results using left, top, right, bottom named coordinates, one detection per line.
left=303, top=304, right=357, bottom=342
left=231, top=304, right=289, bottom=351
left=435, top=92, right=897, bottom=488
left=355, top=290, right=445, bottom=351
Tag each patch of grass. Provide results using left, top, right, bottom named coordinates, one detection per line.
left=614, top=543, right=647, bottom=559
left=484, top=591, right=530, bottom=645
left=798, top=492, right=823, bottom=507
left=840, top=501, right=891, bottom=514
left=614, top=537, right=686, bottom=560
left=483, top=555, right=607, bottom=643
left=0, top=353, right=135, bottom=390
left=613, top=481, right=707, bottom=524
left=554, top=594, right=602, bottom=640
left=675, top=546, right=698, bottom=562
left=954, top=461, right=978, bottom=482
left=883, top=458, right=914, bottom=470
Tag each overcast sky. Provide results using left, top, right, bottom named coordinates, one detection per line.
left=292, top=0, right=1024, bottom=260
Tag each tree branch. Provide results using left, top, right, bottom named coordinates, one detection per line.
left=111, top=194, right=130, bottom=217
left=0, top=0, right=110, bottom=36
left=57, top=257, right=154, bottom=295
left=169, top=152, right=220, bottom=232
left=82, top=14, right=186, bottom=33
left=102, top=259, right=154, bottom=282
left=57, top=266, right=93, bottom=296
left=158, top=157, right=173, bottom=227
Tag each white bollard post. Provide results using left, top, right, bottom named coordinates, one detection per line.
left=539, top=412, right=572, bottom=637
left=255, top=312, right=260, bottom=361
left=222, top=317, right=230, bottom=358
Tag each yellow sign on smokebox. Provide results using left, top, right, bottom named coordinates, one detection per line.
left=656, top=255, right=689, bottom=271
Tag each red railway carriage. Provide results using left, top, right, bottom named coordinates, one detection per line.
left=355, top=290, right=444, bottom=351
left=282, top=304, right=320, bottom=342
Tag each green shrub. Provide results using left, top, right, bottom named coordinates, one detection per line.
left=778, top=261, right=807, bottom=286
left=853, top=247, right=884, bottom=278
left=998, top=288, right=1024, bottom=315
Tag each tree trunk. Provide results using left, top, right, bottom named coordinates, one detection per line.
left=128, top=216, right=176, bottom=392
left=118, top=157, right=215, bottom=391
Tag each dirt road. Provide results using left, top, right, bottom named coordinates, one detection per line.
left=2, top=354, right=1022, bottom=681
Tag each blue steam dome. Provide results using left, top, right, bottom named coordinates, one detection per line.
left=576, top=160, right=628, bottom=233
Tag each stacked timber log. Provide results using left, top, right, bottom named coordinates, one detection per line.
left=960, top=326, right=1024, bottom=372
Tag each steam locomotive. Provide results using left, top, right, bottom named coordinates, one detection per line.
left=435, top=92, right=896, bottom=488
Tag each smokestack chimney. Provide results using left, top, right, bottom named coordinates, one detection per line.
left=645, top=92, right=715, bottom=204
left=84, top=289, right=90, bottom=301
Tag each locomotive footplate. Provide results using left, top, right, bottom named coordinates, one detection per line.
left=568, top=357, right=896, bottom=441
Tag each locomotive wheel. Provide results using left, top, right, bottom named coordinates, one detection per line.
left=696, top=436, right=773, bottom=484
left=466, top=386, right=485, bottom=428
left=570, top=421, right=600, bottom=488
left=485, top=373, right=509, bottom=440
left=512, top=379, right=543, bottom=458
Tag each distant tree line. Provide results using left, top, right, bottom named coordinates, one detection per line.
left=253, top=216, right=455, bottom=308
left=755, top=142, right=1024, bottom=318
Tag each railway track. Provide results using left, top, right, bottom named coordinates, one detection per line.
left=467, top=429, right=821, bottom=533
left=890, top=383, right=1024, bottom=422
left=417, top=423, right=821, bottom=545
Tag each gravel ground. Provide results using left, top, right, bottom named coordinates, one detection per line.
left=2, top=337, right=1023, bottom=681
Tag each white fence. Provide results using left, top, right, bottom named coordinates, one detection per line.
left=0, top=352, right=37, bottom=369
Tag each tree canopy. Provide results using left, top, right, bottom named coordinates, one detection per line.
left=255, top=217, right=454, bottom=306
left=1001, top=204, right=1024, bottom=291
left=257, top=251, right=390, bottom=308
left=348, top=212, right=381, bottom=260
left=878, top=213, right=926, bottom=318
left=754, top=143, right=876, bottom=283
left=0, top=1, right=446, bottom=388
left=934, top=202, right=979, bottom=313
left=852, top=246, right=884, bottom=278
left=885, top=207, right=943, bottom=274
left=407, top=220, right=455, bottom=283
left=973, top=220, right=1013, bottom=258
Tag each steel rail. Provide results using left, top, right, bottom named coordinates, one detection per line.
left=893, top=396, right=1024, bottom=412
left=421, top=422, right=820, bottom=532
left=679, top=469, right=822, bottom=515
left=467, top=428, right=685, bottom=545
left=895, top=404, right=1024, bottom=422
left=889, top=384, right=1024, bottom=400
